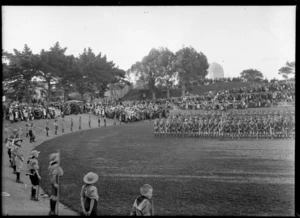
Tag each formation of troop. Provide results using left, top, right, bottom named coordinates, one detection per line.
left=153, top=109, right=295, bottom=140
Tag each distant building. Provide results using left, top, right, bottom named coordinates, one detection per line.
left=207, top=62, right=224, bottom=79
left=104, top=84, right=132, bottom=100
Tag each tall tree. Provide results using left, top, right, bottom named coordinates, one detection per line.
left=128, top=48, right=162, bottom=99
left=57, top=54, right=81, bottom=102
left=278, top=61, right=295, bottom=79
left=156, top=47, right=176, bottom=99
left=240, top=68, right=264, bottom=82
left=37, top=42, right=68, bottom=101
left=77, top=48, right=125, bottom=100
left=3, top=45, right=40, bottom=102
left=174, top=47, right=209, bottom=97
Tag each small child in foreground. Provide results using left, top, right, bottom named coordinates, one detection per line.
left=80, top=172, right=99, bottom=216
left=130, top=184, right=154, bottom=216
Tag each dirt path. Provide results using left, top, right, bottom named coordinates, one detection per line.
left=2, top=113, right=121, bottom=216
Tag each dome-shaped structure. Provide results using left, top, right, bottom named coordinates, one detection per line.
left=207, top=62, right=224, bottom=79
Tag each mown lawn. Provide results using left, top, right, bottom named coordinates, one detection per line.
left=37, top=121, right=294, bottom=216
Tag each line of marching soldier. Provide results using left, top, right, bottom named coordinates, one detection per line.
left=153, top=111, right=295, bottom=140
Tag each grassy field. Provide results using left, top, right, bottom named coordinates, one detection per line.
left=36, top=121, right=294, bottom=216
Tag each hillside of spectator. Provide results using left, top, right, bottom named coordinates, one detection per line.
left=122, top=81, right=261, bottom=101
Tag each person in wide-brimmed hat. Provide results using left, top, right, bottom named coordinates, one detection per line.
left=11, top=138, right=24, bottom=183
left=80, top=172, right=99, bottom=216
left=27, top=150, right=40, bottom=174
left=48, top=152, right=63, bottom=216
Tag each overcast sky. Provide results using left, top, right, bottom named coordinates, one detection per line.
left=2, top=6, right=295, bottom=80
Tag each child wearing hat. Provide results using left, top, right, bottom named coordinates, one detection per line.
left=54, top=119, right=58, bottom=135
left=98, top=114, right=101, bottom=127
left=4, top=124, right=9, bottom=143
left=89, top=115, right=91, bottom=128
left=48, top=153, right=64, bottom=216
left=6, top=136, right=15, bottom=167
left=27, top=152, right=41, bottom=201
left=29, top=123, right=36, bottom=143
left=71, top=117, right=74, bottom=131
left=26, top=150, right=40, bottom=175
left=130, top=184, right=154, bottom=216
left=46, top=119, right=50, bottom=136
left=11, top=138, right=24, bottom=183
left=80, top=172, right=99, bottom=216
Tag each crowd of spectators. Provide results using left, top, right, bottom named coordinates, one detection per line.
left=173, top=80, right=295, bottom=111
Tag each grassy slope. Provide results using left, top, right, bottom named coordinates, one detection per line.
left=122, top=81, right=259, bottom=100
left=37, top=121, right=294, bottom=216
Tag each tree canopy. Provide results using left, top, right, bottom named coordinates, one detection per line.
left=240, top=68, right=264, bottom=82
left=278, top=61, right=295, bottom=79
left=3, top=42, right=126, bottom=102
left=174, top=46, right=209, bottom=97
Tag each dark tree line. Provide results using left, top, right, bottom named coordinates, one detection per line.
left=127, top=46, right=210, bottom=99
left=3, top=42, right=127, bottom=102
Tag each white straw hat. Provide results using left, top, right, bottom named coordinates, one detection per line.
left=83, top=172, right=99, bottom=184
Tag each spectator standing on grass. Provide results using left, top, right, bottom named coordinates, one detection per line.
left=62, top=118, right=65, bottom=133
left=26, top=150, right=41, bottom=201
left=12, top=138, right=24, bottom=183
left=48, top=153, right=63, bottom=216
left=98, top=114, right=101, bottom=127
left=46, top=119, right=50, bottom=136
left=71, top=117, right=74, bottom=131
left=4, top=123, right=9, bottom=143
left=29, top=123, right=36, bottom=143
left=130, top=184, right=154, bottom=216
left=54, top=118, right=58, bottom=135
left=6, top=135, right=15, bottom=167
left=80, top=172, right=99, bottom=216
left=89, top=115, right=91, bottom=128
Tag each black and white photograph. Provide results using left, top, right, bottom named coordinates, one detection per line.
left=2, top=6, right=295, bottom=216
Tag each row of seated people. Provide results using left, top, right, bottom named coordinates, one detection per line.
left=174, top=81, right=295, bottom=111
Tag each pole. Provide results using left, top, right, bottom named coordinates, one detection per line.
left=151, top=198, right=154, bottom=216
left=37, top=180, right=40, bottom=200
left=56, top=150, right=60, bottom=215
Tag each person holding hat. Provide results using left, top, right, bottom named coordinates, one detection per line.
left=11, top=138, right=24, bottom=183
left=48, top=152, right=64, bottom=216
left=80, top=172, right=99, bottom=216
left=130, top=184, right=154, bottom=216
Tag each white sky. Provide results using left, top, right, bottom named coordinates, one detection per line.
left=2, top=6, right=295, bottom=80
